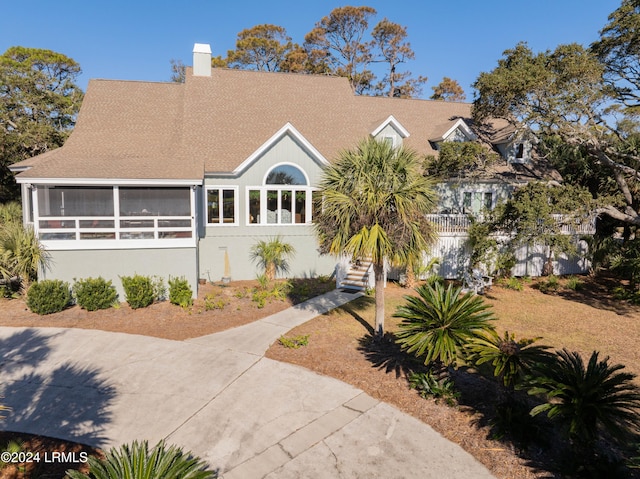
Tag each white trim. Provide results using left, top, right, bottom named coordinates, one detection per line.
left=245, top=186, right=316, bottom=226
left=432, top=118, right=476, bottom=143
left=16, top=178, right=202, bottom=186
left=204, top=186, right=239, bottom=226
left=371, top=115, right=410, bottom=138
left=33, top=185, right=197, bottom=249
left=40, top=239, right=195, bottom=251
left=231, top=123, right=329, bottom=176
left=262, top=162, right=310, bottom=186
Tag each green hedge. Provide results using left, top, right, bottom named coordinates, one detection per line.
left=73, top=277, right=118, bottom=311
left=168, top=276, right=193, bottom=308
left=26, top=280, right=71, bottom=315
left=120, top=274, right=155, bottom=309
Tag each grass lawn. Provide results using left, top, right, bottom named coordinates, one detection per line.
left=267, top=275, right=640, bottom=479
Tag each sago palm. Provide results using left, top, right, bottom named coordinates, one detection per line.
left=315, top=137, right=437, bottom=335
left=66, top=440, right=215, bottom=479
left=249, top=236, right=295, bottom=281
left=468, top=330, right=553, bottom=390
left=528, top=349, right=640, bottom=455
left=394, top=283, right=496, bottom=372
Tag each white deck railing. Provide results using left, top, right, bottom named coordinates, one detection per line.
left=425, top=214, right=596, bottom=235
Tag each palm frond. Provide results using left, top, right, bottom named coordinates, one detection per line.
left=394, top=283, right=496, bottom=367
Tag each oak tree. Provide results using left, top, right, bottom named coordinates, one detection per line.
left=0, top=47, right=83, bottom=201
left=473, top=41, right=640, bottom=227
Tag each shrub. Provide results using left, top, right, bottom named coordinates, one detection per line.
left=252, top=289, right=268, bottom=308
left=408, top=370, right=459, bottom=406
left=537, top=275, right=560, bottom=294
left=66, top=440, right=215, bottom=479
left=564, top=275, right=584, bottom=291
left=0, top=221, right=49, bottom=288
left=26, top=279, right=71, bottom=315
left=152, top=276, right=167, bottom=301
left=73, top=277, right=118, bottom=311
left=278, top=334, right=309, bottom=349
left=204, top=293, right=226, bottom=310
left=169, top=276, right=193, bottom=308
left=503, top=277, right=524, bottom=291
left=490, top=399, right=543, bottom=447
left=120, top=274, right=155, bottom=309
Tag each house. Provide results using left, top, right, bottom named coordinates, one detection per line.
left=9, top=44, right=589, bottom=296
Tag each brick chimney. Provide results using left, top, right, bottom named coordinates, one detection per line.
left=193, top=43, right=212, bottom=77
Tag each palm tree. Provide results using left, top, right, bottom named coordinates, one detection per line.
left=66, top=440, right=216, bottom=479
left=528, top=349, right=640, bottom=458
left=249, top=236, right=295, bottom=281
left=315, top=137, right=437, bottom=335
left=394, top=282, right=496, bottom=373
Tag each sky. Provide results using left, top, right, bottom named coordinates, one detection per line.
left=0, top=0, right=622, bottom=99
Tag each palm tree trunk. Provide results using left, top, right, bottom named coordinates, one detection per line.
left=373, top=261, right=385, bottom=337
left=266, top=262, right=275, bottom=281
left=405, top=265, right=417, bottom=289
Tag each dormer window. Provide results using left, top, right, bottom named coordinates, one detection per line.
left=383, top=136, right=396, bottom=148
left=516, top=143, right=524, bottom=159
left=371, top=115, right=409, bottom=148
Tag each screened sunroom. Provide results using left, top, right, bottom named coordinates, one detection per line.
left=30, top=184, right=197, bottom=250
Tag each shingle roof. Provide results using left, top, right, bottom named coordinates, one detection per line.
left=13, top=67, right=553, bottom=183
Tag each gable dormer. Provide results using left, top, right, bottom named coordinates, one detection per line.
left=430, top=118, right=476, bottom=150
left=493, top=133, right=534, bottom=164
left=371, top=115, right=410, bottom=148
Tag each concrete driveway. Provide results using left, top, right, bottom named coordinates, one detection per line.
left=0, top=291, right=495, bottom=478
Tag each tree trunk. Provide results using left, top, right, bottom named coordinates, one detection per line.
left=405, top=265, right=417, bottom=289
left=373, top=262, right=385, bottom=337
left=541, top=248, right=554, bottom=277
left=265, top=263, right=275, bottom=281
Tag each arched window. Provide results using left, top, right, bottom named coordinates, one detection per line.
left=248, top=164, right=316, bottom=225
left=265, top=164, right=307, bottom=185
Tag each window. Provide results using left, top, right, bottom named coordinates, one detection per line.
left=516, top=143, right=525, bottom=159
left=206, top=187, right=237, bottom=225
left=382, top=136, right=395, bottom=148
left=248, top=164, right=315, bottom=225
left=483, top=192, right=493, bottom=210
left=35, top=185, right=194, bottom=245
left=463, top=192, right=472, bottom=212
left=462, top=190, right=494, bottom=214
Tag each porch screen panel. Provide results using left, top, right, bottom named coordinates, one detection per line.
left=119, top=188, right=190, bottom=216
left=37, top=187, right=114, bottom=217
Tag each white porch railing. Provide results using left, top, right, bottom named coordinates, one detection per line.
left=425, top=214, right=596, bottom=235
left=37, top=215, right=194, bottom=244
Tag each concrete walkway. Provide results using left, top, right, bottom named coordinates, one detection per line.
left=0, top=290, right=495, bottom=478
